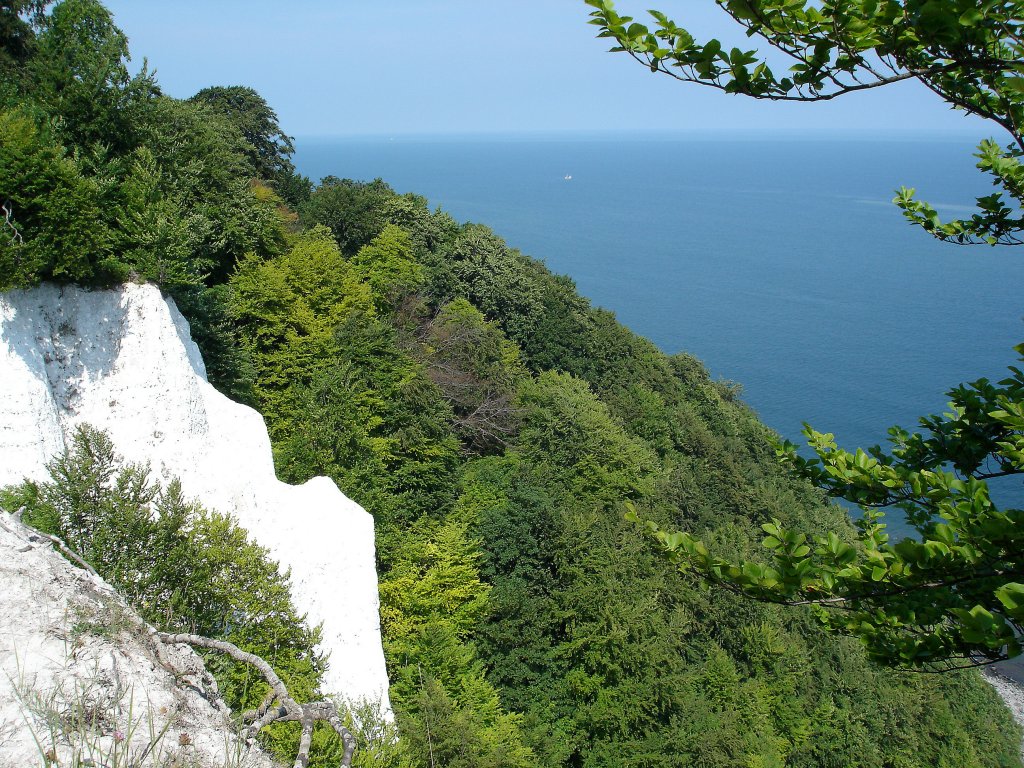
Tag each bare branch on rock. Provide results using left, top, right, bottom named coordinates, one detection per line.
left=158, top=632, right=357, bottom=767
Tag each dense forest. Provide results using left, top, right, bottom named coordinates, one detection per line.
left=1, top=1, right=1021, bottom=766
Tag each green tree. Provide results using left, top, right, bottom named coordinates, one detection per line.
left=29, top=0, right=156, bottom=153
left=230, top=225, right=370, bottom=425
left=137, top=96, right=288, bottom=284
left=188, top=85, right=309, bottom=204
left=351, top=224, right=425, bottom=314
left=229, top=225, right=461, bottom=530
left=299, top=177, right=396, bottom=255
left=0, top=108, right=118, bottom=287
left=0, top=0, right=45, bottom=73
left=588, top=0, right=1024, bottom=668
left=419, top=298, right=526, bottom=453
left=433, top=224, right=545, bottom=350
left=113, top=146, right=200, bottom=287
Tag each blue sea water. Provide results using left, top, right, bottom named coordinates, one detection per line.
left=293, top=132, right=1024, bottom=513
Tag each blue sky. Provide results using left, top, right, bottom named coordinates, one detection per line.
left=102, top=0, right=991, bottom=139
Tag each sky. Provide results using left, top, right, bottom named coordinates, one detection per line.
left=100, top=0, right=991, bottom=139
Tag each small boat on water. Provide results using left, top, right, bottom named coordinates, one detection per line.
left=564, top=174, right=572, bottom=181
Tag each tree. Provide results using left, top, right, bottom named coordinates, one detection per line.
left=419, top=298, right=526, bottom=454
left=0, top=0, right=45, bottom=73
left=29, top=0, right=156, bottom=153
left=299, top=177, right=396, bottom=255
left=189, top=85, right=295, bottom=181
left=588, top=0, right=1024, bottom=669
left=0, top=109, right=117, bottom=287
left=351, top=224, right=425, bottom=314
left=188, top=85, right=314, bottom=207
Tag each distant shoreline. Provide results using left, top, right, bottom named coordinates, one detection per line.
left=985, top=669, right=1024, bottom=756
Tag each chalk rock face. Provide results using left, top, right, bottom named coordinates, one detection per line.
left=0, top=513, right=278, bottom=768
left=0, top=283, right=391, bottom=716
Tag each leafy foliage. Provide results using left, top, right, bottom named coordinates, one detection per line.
left=0, top=1, right=44, bottom=85
left=351, top=223, right=425, bottom=314
left=299, top=177, right=397, bottom=255
left=231, top=157, right=1020, bottom=766
left=229, top=225, right=460, bottom=529
left=190, top=85, right=296, bottom=181
left=0, top=109, right=116, bottom=287
left=0, top=0, right=289, bottom=393
left=418, top=298, right=526, bottom=453
left=188, top=84, right=312, bottom=207
left=29, top=0, right=155, bottom=153
left=635, top=353, right=1024, bottom=669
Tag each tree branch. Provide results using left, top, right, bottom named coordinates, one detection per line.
left=158, top=632, right=357, bottom=767
left=0, top=507, right=99, bottom=577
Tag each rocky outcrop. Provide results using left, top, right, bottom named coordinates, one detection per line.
left=0, top=512, right=278, bottom=768
left=0, top=283, right=391, bottom=716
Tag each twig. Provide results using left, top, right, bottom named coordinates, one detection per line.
left=2, top=199, right=23, bottom=245
left=1, top=509, right=99, bottom=578
left=31, top=531, right=99, bottom=578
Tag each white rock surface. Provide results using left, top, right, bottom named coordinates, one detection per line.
left=0, top=283, right=391, bottom=717
left=0, top=512, right=278, bottom=768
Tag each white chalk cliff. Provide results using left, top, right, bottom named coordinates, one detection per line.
left=0, top=282, right=391, bottom=717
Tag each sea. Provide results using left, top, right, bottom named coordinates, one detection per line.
left=293, top=131, right=1024, bottom=517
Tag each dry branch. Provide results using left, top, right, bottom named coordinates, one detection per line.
left=0, top=507, right=99, bottom=576
left=158, top=632, right=357, bottom=767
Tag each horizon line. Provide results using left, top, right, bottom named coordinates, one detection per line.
left=292, top=126, right=994, bottom=142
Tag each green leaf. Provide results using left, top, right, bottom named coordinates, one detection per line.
left=997, top=583, right=1024, bottom=620
left=959, top=8, right=984, bottom=26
